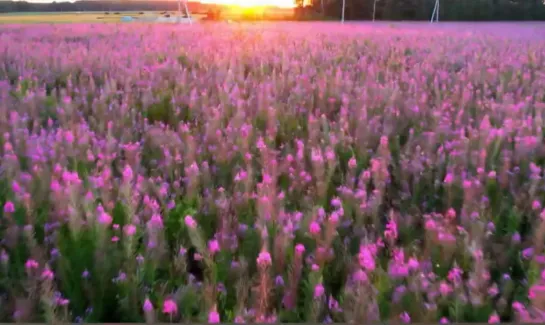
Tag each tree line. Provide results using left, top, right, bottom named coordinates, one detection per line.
left=297, top=0, right=545, bottom=20
left=0, top=0, right=544, bottom=20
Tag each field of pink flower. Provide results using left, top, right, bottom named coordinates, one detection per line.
left=1, top=22, right=545, bottom=323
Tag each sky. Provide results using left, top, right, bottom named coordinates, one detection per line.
left=201, top=0, right=295, bottom=7
left=14, top=0, right=296, bottom=7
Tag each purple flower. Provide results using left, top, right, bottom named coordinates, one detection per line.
left=3, top=201, right=15, bottom=213
left=400, top=312, right=411, bottom=323
left=257, top=250, right=272, bottom=267
left=143, top=298, right=153, bottom=313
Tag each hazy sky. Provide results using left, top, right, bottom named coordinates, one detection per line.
left=15, top=0, right=296, bottom=6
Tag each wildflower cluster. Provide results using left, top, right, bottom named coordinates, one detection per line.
left=0, top=22, right=544, bottom=323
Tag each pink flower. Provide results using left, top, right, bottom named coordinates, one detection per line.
left=143, top=298, right=153, bottom=312
left=3, top=201, right=15, bottom=213
left=348, top=157, right=357, bottom=169
left=64, top=130, right=74, bottom=144
left=400, top=312, right=411, bottom=323
left=25, top=259, right=39, bottom=271
left=41, top=267, right=54, bottom=280
left=440, top=317, right=449, bottom=324
left=329, top=211, right=340, bottom=224
left=295, top=244, right=305, bottom=255
left=384, top=219, right=398, bottom=240
left=184, top=215, right=197, bottom=229
left=208, top=309, right=220, bottom=323
left=533, top=200, right=542, bottom=211
left=57, top=298, right=69, bottom=306
left=98, top=210, right=113, bottom=225
left=439, top=281, right=452, bottom=296
left=314, top=283, right=325, bottom=298
left=208, top=239, right=220, bottom=255
left=148, top=214, right=164, bottom=229
left=122, top=164, right=133, bottom=181
left=512, top=301, right=525, bottom=312
left=425, top=219, right=436, bottom=230
left=111, top=236, right=120, bottom=242
left=407, top=257, right=419, bottom=270
left=331, top=197, right=342, bottom=207
left=488, top=313, right=500, bottom=324
left=257, top=250, right=272, bottom=267
left=124, top=224, right=136, bottom=236
left=309, top=221, right=321, bottom=235
left=162, top=299, right=177, bottom=315
left=444, top=173, right=454, bottom=184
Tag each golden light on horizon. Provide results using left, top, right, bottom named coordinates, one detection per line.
left=200, top=0, right=296, bottom=8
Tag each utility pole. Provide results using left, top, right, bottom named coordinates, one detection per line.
left=430, top=0, right=439, bottom=22
left=341, top=0, right=345, bottom=22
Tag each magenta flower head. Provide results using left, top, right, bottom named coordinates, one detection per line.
left=295, top=243, right=305, bottom=255
left=488, top=313, right=500, bottom=324
left=329, top=211, right=340, bottom=225
left=256, top=250, right=272, bottom=268
left=64, top=130, right=74, bottom=144
left=331, top=197, right=342, bottom=208
left=162, top=299, right=177, bottom=315
left=122, top=164, right=133, bottom=182
left=25, top=259, right=39, bottom=271
left=348, top=157, right=357, bottom=169
left=208, top=307, right=220, bottom=323
left=124, top=224, right=136, bottom=236
left=400, top=312, right=411, bottom=323
left=440, top=317, right=449, bottom=324
left=97, top=205, right=113, bottom=225
left=184, top=215, right=197, bottom=229
left=143, top=298, right=153, bottom=313
left=208, top=239, right=220, bottom=255
left=309, top=221, right=321, bottom=235
left=314, top=283, right=325, bottom=298
left=41, top=266, right=54, bottom=280
left=3, top=201, right=15, bottom=213
left=444, top=173, right=454, bottom=184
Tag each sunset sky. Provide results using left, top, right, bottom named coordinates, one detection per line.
left=201, top=0, right=295, bottom=7
left=15, top=0, right=297, bottom=7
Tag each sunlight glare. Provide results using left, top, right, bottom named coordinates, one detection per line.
left=200, top=0, right=296, bottom=8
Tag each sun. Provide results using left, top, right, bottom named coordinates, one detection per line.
left=200, top=0, right=296, bottom=8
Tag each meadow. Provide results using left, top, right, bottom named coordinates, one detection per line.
left=0, top=22, right=545, bottom=323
